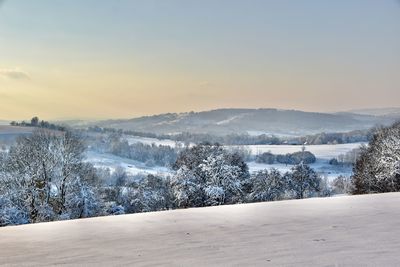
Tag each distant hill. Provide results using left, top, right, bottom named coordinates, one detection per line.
left=78, top=108, right=400, bottom=136
left=346, top=107, right=400, bottom=117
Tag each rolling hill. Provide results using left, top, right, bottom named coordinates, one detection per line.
left=79, top=108, right=399, bottom=136
left=0, top=125, right=35, bottom=144
left=346, top=107, right=400, bottom=118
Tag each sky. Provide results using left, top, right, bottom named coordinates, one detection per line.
left=0, top=0, right=399, bottom=120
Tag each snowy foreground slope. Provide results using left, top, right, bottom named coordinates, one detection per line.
left=1, top=193, right=400, bottom=266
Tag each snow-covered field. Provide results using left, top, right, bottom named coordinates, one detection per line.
left=241, top=142, right=363, bottom=159
left=236, top=143, right=364, bottom=180
left=84, top=151, right=171, bottom=176
left=124, top=135, right=184, bottom=148
left=1, top=193, right=399, bottom=266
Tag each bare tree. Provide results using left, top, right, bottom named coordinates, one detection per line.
left=0, top=129, right=101, bottom=225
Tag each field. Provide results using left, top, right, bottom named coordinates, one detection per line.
left=0, top=125, right=34, bottom=135
left=1, top=192, right=399, bottom=266
left=84, top=150, right=172, bottom=176
left=0, top=126, right=34, bottom=146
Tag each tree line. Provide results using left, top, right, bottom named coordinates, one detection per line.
left=0, top=133, right=328, bottom=226
left=256, top=149, right=316, bottom=165
left=10, top=117, right=66, bottom=131
left=88, top=126, right=373, bottom=146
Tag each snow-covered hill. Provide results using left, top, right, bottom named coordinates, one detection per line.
left=75, top=108, right=399, bottom=136
left=0, top=126, right=34, bottom=144
left=347, top=107, right=400, bottom=117
left=1, top=193, right=399, bottom=266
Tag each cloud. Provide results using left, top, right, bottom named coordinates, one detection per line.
left=0, top=68, right=30, bottom=80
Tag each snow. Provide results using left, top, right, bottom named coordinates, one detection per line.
left=123, top=135, right=182, bottom=147
left=216, top=114, right=247, bottom=125
left=84, top=151, right=172, bottom=176
left=1, top=193, right=400, bottom=266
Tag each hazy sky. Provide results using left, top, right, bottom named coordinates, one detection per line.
left=0, top=0, right=399, bottom=120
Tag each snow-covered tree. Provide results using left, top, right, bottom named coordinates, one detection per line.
left=286, top=163, right=321, bottom=199
left=204, top=185, right=226, bottom=206
left=0, top=196, right=29, bottom=226
left=170, top=166, right=203, bottom=208
left=172, top=143, right=225, bottom=178
left=200, top=154, right=242, bottom=205
left=352, top=122, right=400, bottom=194
left=65, top=179, right=100, bottom=219
left=113, top=166, right=128, bottom=187
left=331, top=175, right=352, bottom=194
left=318, top=176, right=332, bottom=197
left=249, top=168, right=286, bottom=202
left=0, top=129, right=102, bottom=225
left=171, top=143, right=249, bottom=206
left=117, top=174, right=172, bottom=213
left=107, top=203, right=125, bottom=215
